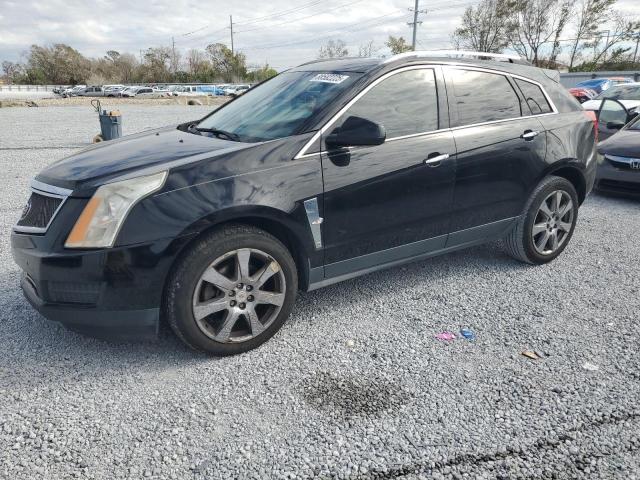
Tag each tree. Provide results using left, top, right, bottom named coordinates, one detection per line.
left=583, top=13, right=640, bottom=68
left=508, top=0, right=573, bottom=66
left=205, top=43, right=247, bottom=81
left=567, top=0, right=617, bottom=68
left=141, top=47, right=172, bottom=82
left=1, top=61, right=24, bottom=84
left=24, top=44, right=91, bottom=84
left=385, top=36, right=412, bottom=54
left=358, top=40, right=377, bottom=57
left=318, top=40, right=349, bottom=59
left=452, top=0, right=516, bottom=52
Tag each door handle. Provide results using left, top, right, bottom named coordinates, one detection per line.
left=425, top=153, right=450, bottom=166
left=521, top=130, right=539, bottom=141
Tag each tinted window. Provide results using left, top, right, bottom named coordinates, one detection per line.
left=450, top=70, right=521, bottom=126
left=343, top=68, right=438, bottom=138
left=515, top=79, right=552, bottom=114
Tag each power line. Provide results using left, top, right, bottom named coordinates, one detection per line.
left=238, top=10, right=409, bottom=51
left=235, top=0, right=367, bottom=34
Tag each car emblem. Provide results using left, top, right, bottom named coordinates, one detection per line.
left=20, top=198, right=32, bottom=220
left=631, top=159, right=640, bottom=170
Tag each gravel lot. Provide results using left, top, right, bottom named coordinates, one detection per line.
left=0, top=105, right=639, bottom=480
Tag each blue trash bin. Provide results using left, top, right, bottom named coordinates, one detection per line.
left=98, top=110, right=122, bottom=141
left=91, top=99, right=122, bottom=142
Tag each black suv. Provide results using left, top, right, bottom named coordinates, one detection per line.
left=12, top=52, right=597, bottom=355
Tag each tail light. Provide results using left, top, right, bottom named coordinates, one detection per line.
left=583, top=110, right=598, bottom=143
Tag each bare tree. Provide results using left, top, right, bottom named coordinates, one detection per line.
left=1, top=61, right=23, bottom=84
left=568, top=0, right=617, bottom=68
left=358, top=40, right=377, bottom=57
left=509, top=0, right=573, bottom=66
left=186, top=49, right=208, bottom=76
left=318, top=40, right=349, bottom=59
left=584, top=13, right=640, bottom=67
left=452, top=0, right=516, bottom=53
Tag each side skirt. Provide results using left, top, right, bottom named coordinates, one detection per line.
left=307, top=216, right=518, bottom=291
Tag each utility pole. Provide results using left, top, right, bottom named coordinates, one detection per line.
left=229, top=15, right=235, bottom=55
left=408, top=0, right=427, bottom=51
left=171, top=36, right=176, bottom=74
left=633, top=33, right=639, bottom=65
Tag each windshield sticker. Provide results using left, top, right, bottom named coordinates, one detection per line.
left=310, top=74, right=350, bottom=84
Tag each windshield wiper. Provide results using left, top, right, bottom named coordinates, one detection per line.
left=195, top=127, right=241, bottom=142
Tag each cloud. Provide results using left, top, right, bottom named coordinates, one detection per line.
left=0, top=0, right=638, bottom=69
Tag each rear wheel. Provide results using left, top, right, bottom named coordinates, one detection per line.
left=164, top=224, right=297, bottom=355
left=504, top=176, right=579, bottom=264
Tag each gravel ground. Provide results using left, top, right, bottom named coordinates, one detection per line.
left=0, top=105, right=639, bottom=480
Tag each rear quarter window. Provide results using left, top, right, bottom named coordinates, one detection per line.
left=514, top=78, right=552, bottom=114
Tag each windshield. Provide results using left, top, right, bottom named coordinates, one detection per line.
left=596, top=85, right=640, bottom=100
left=197, top=71, right=362, bottom=142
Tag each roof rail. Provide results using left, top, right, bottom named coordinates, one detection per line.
left=383, top=50, right=529, bottom=65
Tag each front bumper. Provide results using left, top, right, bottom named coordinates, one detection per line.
left=11, top=232, right=194, bottom=341
left=595, top=158, right=640, bottom=197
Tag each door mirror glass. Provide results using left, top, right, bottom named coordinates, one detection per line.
left=326, top=116, right=386, bottom=148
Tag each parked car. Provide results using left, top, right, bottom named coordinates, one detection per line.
left=223, top=84, right=250, bottom=96
left=582, top=83, right=640, bottom=140
left=595, top=110, right=640, bottom=196
left=61, top=85, right=86, bottom=97
left=77, top=86, right=104, bottom=97
left=230, top=85, right=250, bottom=97
left=104, top=86, right=125, bottom=97
left=568, top=87, right=597, bottom=103
left=574, top=77, right=633, bottom=94
left=12, top=51, right=596, bottom=355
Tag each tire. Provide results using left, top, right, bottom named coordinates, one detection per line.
left=163, top=224, right=298, bottom=355
left=504, top=175, right=579, bottom=265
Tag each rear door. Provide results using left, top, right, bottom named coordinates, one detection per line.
left=443, top=67, right=548, bottom=246
left=321, top=66, right=456, bottom=276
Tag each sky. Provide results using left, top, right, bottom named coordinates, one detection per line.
left=1, top=0, right=639, bottom=71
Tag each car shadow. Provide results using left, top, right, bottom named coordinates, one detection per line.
left=0, top=241, right=528, bottom=381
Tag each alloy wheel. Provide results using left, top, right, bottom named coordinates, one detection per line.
left=531, top=190, right=574, bottom=255
left=192, top=248, right=286, bottom=343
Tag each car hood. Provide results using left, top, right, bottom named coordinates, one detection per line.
left=598, top=129, right=640, bottom=157
left=36, top=126, right=250, bottom=193
left=582, top=99, right=640, bottom=111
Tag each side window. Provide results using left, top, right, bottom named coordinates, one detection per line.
left=342, top=68, right=439, bottom=138
left=515, top=79, right=552, bottom=115
left=449, top=69, right=521, bottom=126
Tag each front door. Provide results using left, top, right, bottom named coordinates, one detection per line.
left=597, top=98, right=630, bottom=141
left=321, top=66, right=456, bottom=278
left=443, top=67, right=549, bottom=246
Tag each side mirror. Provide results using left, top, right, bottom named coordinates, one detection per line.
left=326, top=116, right=386, bottom=148
left=606, top=121, right=625, bottom=130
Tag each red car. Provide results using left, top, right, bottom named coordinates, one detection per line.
left=569, top=87, right=598, bottom=103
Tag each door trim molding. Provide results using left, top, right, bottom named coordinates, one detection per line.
left=308, top=217, right=518, bottom=291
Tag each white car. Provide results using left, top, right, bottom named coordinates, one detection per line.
left=582, top=83, right=640, bottom=114
left=223, top=84, right=250, bottom=96
left=62, top=85, right=87, bottom=97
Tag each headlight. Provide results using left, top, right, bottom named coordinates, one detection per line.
left=65, top=171, right=167, bottom=248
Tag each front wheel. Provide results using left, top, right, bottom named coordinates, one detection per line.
left=504, top=176, right=579, bottom=264
left=163, top=224, right=298, bottom=355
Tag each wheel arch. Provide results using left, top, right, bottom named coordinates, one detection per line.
left=166, top=205, right=315, bottom=292
left=536, top=161, right=587, bottom=205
